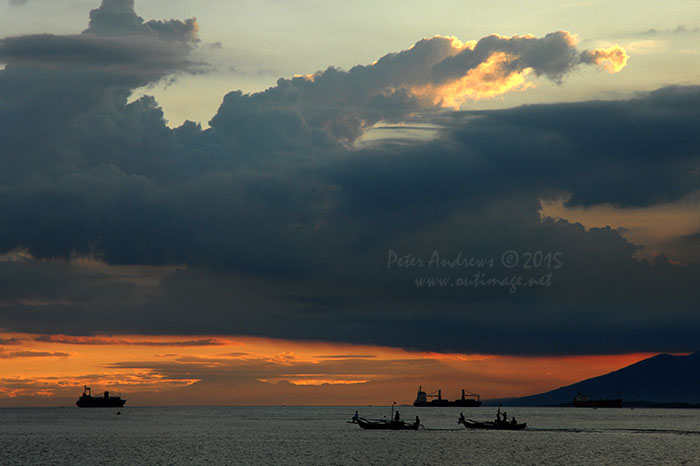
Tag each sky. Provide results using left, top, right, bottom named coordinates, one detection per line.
left=0, top=0, right=699, bottom=406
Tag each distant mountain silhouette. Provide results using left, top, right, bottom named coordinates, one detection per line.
left=498, top=352, right=700, bottom=406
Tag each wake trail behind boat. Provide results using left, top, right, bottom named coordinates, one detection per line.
left=418, top=428, right=463, bottom=431
left=526, top=427, right=700, bottom=436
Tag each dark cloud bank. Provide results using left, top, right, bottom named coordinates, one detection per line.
left=1, top=0, right=699, bottom=355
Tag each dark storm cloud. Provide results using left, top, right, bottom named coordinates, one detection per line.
left=315, top=355, right=377, bottom=359
left=2, top=81, right=700, bottom=354
left=1, top=1, right=698, bottom=355
left=0, top=1, right=199, bottom=86
left=445, top=85, right=700, bottom=207
left=665, top=232, right=700, bottom=264
left=33, top=335, right=232, bottom=346
left=0, top=34, right=198, bottom=87
left=0, top=337, right=23, bottom=345
left=332, top=85, right=700, bottom=212
left=0, top=1, right=201, bottom=197
left=0, top=0, right=200, bottom=146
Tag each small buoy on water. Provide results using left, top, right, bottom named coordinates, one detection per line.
left=116, top=411, right=121, bottom=415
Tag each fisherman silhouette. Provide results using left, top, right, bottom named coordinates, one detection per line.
left=352, top=411, right=359, bottom=422
left=394, top=410, right=400, bottom=422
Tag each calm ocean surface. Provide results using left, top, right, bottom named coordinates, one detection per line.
left=1, top=406, right=698, bottom=465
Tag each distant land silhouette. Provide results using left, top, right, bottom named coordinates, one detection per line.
left=492, top=352, right=700, bottom=407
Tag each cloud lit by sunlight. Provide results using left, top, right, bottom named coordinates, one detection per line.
left=411, top=52, right=536, bottom=108
left=584, top=45, right=629, bottom=73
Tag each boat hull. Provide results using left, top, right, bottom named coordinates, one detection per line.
left=356, top=418, right=419, bottom=430
left=460, top=419, right=526, bottom=430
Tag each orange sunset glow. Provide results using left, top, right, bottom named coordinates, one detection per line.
left=0, top=332, right=658, bottom=406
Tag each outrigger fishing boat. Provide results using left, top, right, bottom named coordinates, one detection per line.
left=457, top=406, right=526, bottom=430
left=349, top=403, right=421, bottom=430
left=459, top=418, right=527, bottom=430
left=355, top=417, right=421, bottom=430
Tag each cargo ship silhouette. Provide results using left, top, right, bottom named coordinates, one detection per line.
left=413, top=386, right=481, bottom=407
left=76, top=386, right=126, bottom=408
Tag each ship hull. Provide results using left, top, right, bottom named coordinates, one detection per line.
left=413, top=400, right=481, bottom=407
left=76, top=398, right=126, bottom=408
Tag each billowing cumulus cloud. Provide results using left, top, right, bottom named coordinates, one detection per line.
left=0, top=1, right=697, bottom=356
left=211, top=31, right=628, bottom=144
left=0, top=0, right=199, bottom=88
left=418, top=32, right=627, bottom=106
left=0, top=0, right=201, bottom=207
left=84, top=0, right=198, bottom=43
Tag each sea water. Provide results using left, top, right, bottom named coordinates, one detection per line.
left=1, top=406, right=698, bottom=465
